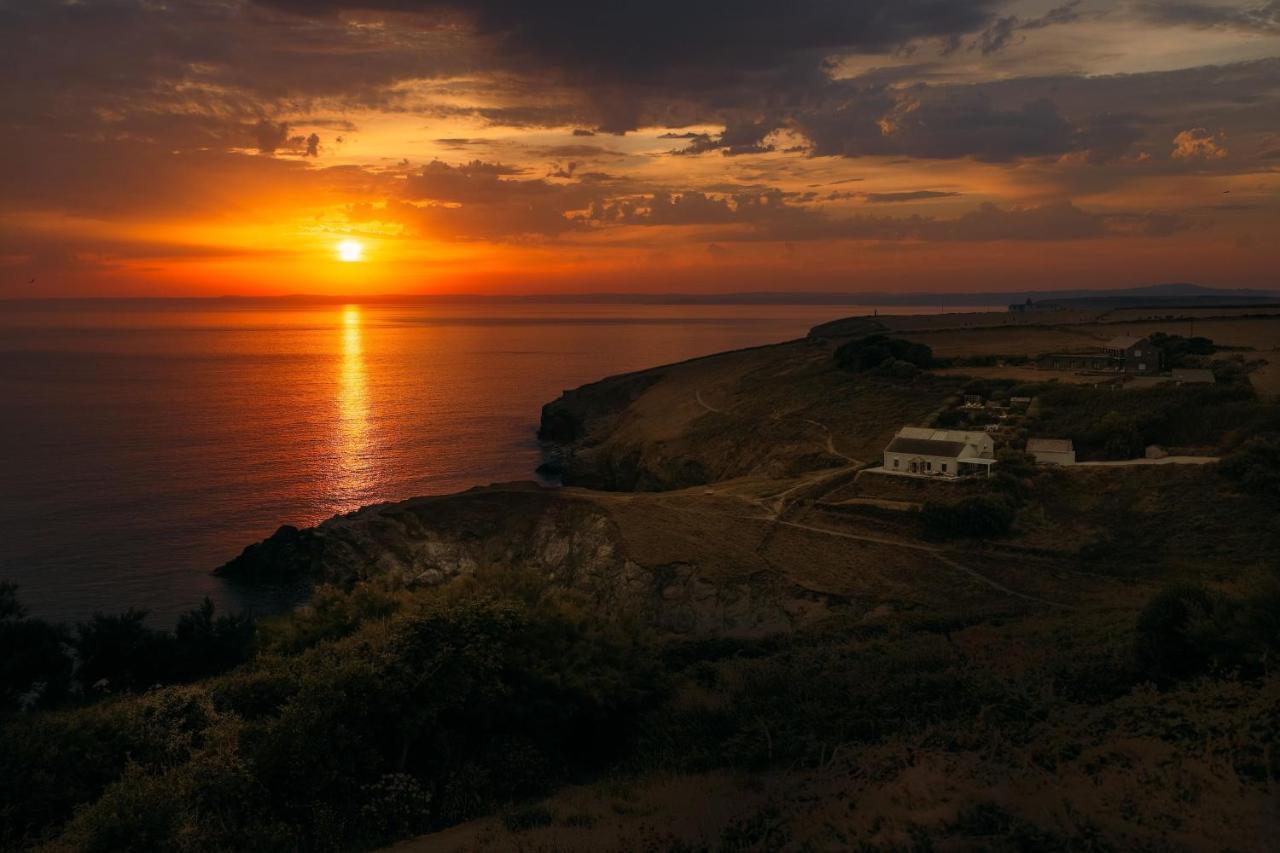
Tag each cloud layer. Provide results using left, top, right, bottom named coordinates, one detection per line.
left=1, top=0, right=1277, bottom=294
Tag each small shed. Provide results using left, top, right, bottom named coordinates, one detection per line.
left=1027, top=438, right=1076, bottom=466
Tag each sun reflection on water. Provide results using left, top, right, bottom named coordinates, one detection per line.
left=336, top=305, right=375, bottom=505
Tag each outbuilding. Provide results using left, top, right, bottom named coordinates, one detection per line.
left=1027, top=437, right=1076, bottom=466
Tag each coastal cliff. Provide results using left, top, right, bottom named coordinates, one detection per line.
left=218, top=482, right=834, bottom=635
left=538, top=333, right=953, bottom=490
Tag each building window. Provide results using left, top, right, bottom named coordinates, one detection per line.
left=893, top=458, right=899, bottom=468
left=1134, top=350, right=1142, bottom=356
left=925, top=461, right=932, bottom=471
left=1139, top=363, right=1147, bottom=371
left=941, top=463, right=947, bottom=473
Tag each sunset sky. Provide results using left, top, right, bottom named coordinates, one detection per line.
left=3, top=0, right=1279, bottom=296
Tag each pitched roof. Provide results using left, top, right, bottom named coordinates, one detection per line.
left=1104, top=335, right=1144, bottom=351
left=895, top=427, right=989, bottom=444
left=887, top=437, right=967, bottom=457
left=1027, top=438, right=1073, bottom=453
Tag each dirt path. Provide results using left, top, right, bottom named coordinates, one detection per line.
left=1075, top=456, right=1218, bottom=467
left=694, top=389, right=724, bottom=414
left=686, top=408, right=1063, bottom=608
left=802, top=417, right=861, bottom=465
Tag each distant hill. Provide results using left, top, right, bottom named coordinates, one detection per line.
left=486, top=284, right=1280, bottom=307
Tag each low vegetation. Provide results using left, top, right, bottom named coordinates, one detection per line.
left=933, top=376, right=1279, bottom=460
left=1219, top=436, right=1280, bottom=500
left=1, top=572, right=662, bottom=851
left=1148, top=332, right=1217, bottom=368
left=4, top=565, right=1276, bottom=851
left=1029, top=382, right=1277, bottom=459
left=917, top=450, right=1037, bottom=541
left=0, top=585, right=253, bottom=712
left=834, top=334, right=934, bottom=375
left=1134, top=581, right=1280, bottom=684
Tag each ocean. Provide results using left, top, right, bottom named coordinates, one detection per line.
left=0, top=299, right=959, bottom=624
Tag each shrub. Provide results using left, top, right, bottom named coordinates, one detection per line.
left=1096, top=411, right=1143, bottom=460
left=1135, top=582, right=1280, bottom=684
left=1029, top=383, right=1273, bottom=460
left=1133, top=584, right=1217, bottom=684
left=834, top=335, right=934, bottom=372
left=74, top=609, right=174, bottom=694
left=1219, top=437, right=1280, bottom=500
left=3, top=585, right=665, bottom=850
left=173, top=598, right=256, bottom=681
left=1149, top=332, right=1216, bottom=368
left=0, top=582, right=74, bottom=711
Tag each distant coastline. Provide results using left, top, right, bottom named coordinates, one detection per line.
left=4, top=282, right=1278, bottom=308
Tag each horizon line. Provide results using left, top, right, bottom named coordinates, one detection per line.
left=5, top=282, right=1280, bottom=306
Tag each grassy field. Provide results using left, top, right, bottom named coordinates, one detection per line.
left=872, top=309, right=1280, bottom=395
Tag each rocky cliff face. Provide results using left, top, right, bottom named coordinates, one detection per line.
left=217, top=483, right=834, bottom=635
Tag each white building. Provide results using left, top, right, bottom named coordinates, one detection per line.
left=882, top=427, right=997, bottom=478
left=1027, top=437, right=1076, bottom=466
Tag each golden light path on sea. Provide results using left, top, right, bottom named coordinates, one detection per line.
left=337, top=305, right=376, bottom=504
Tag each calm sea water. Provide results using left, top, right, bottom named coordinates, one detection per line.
left=0, top=300, right=960, bottom=624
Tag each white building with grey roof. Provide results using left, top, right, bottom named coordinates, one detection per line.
left=882, top=427, right=997, bottom=478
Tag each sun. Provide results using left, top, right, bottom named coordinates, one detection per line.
left=336, top=239, right=364, bottom=263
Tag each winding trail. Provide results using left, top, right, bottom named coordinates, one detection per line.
left=690, top=387, right=1070, bottom=608
left=694, top=390, right=724, bottom=414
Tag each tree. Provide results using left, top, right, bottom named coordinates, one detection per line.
left=0, top=584, right=75, bottom=710
left=834, top=335, right=934, bottom=372
left=75, top=609, right=174, bottom=693
left=1095, top=411, right=1143, bottom=460
left=1134, top=584, right=1216, bottom=684
left=172, top=598, right=256, bottom=681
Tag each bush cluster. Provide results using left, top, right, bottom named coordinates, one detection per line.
left=0, top=585, right=253, bottom=712
left=1134, top=582, right=1280, bottom=684
left=0, top=574, right=662, bottom=851
left=1218, top=436, right=1280, bottom=500
left=1027, top=383, right=1275, bottom=460
left=834, top=335, right=934, bottom=373
left=1148, top=332, right=1216, bottom=368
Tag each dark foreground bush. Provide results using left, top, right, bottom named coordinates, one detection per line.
left=0, top=585, right=255, bottom=710
left=1135, top=582, right=1280, bottom=684
left=834, top=335, right=934, bottom=372
left=0, top=585, right=662, bottom=851
left=1219, top=436, right=1280, bottom=500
